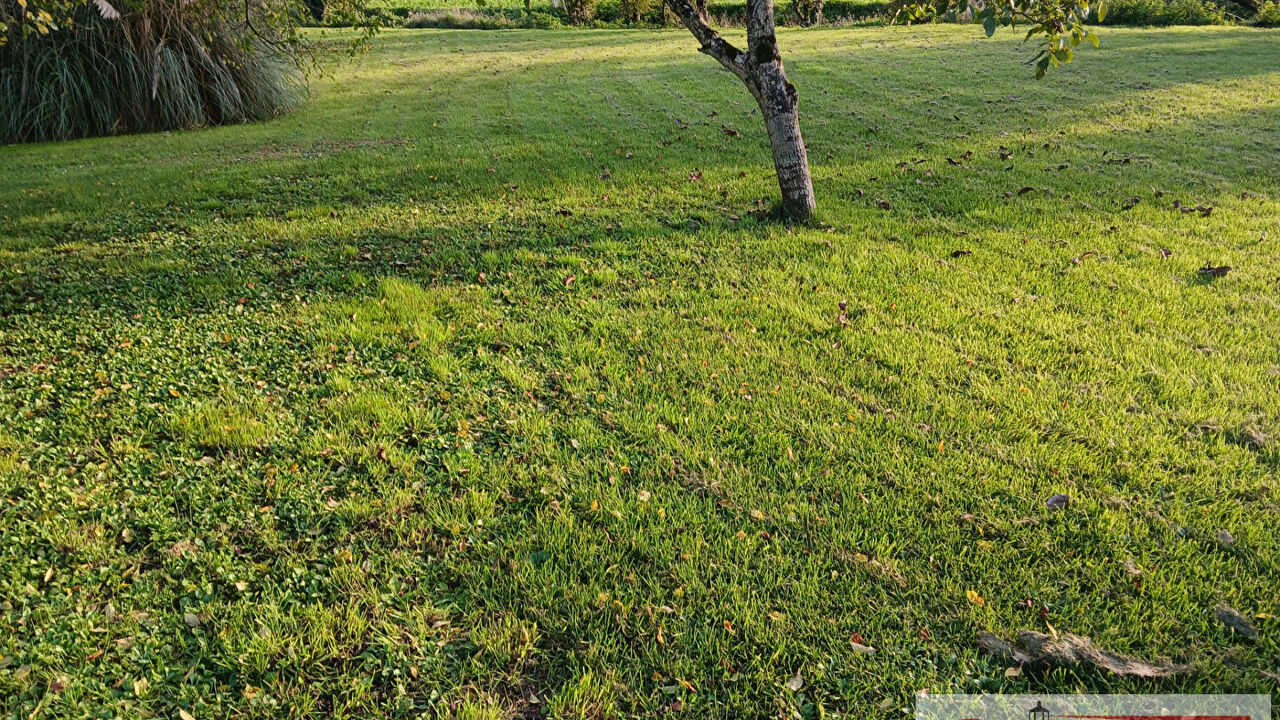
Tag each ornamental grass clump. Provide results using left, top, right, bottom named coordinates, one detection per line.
left=1, top=0, right=303, bottom=144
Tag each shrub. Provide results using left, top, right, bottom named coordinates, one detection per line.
left=403, top=8, right=563, bottom=28
left=793, top=0, right=826, bottom=23
left=1, top=1, right=302, bottom=144
left=401, top=8, right=558, bottom=28
left=1257, top=0, right=1280, bottom=24
left=692, top=0, right=891, bottom=25
left=562, top=0, right=600, bottom=23
left=526, top=11, right=565, bottom=27
left=1097, top=0, right=1230, bottom=24
left=303, top=0, right=326, bottom=22
left=322, top=5, right=398, bottom=26
left=619, top=0, right=654, bottom=21
left=406, top=8, right=512, bottom=27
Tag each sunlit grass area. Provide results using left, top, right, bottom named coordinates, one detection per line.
left=1, top=25, right=1278, bottom=719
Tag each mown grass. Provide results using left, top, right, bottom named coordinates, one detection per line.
left=1, top=24, right=1278, bottom=720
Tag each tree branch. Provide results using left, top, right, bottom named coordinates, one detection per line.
left=663, top=0, right=748, bottom=80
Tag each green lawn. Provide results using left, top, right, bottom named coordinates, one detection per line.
left=2, top=25, right=1279, bottom=720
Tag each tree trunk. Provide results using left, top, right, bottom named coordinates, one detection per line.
left=792, top=0, right=824, bottom=25
left=747, top=61, right=814, bottom=220
left=664, top=0, right=816, bottom=221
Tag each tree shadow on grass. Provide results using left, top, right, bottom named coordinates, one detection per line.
left=1, top=91, right=1276, bottom=324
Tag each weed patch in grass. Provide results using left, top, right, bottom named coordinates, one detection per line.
left=315, top=277, right=461, bottom=354
left=167, top=396, right=282, bottom=451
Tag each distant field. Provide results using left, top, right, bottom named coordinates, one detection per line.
left=2, top=25, right=1278, bottom=720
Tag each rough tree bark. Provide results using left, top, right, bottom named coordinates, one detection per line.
left=664, top=0, right=816, bottom=220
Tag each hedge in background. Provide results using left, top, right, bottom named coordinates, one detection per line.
left=369, top=0, right=1271, bottom=26
left=1258, top=0, right=1280, bottom=23
left=393, top=0, right=890, bottom=26
left=1096, top=0, right=1231, bottom=24
left=1, top=0, right=304, bottom=144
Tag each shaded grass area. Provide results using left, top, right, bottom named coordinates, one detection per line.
left=1, top=25, right=1279, bottom=719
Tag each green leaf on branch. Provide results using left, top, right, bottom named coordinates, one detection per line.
left=1035, top=54, right=1051, bottom=79
left=893, top=0, right=1102, bottom=77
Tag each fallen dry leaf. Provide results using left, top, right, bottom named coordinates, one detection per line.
left=850, top=640, right=877, bottom=655
left=785, top=671, right=804, bottom=692
left=1215, top=606, right=1258, bottom=643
